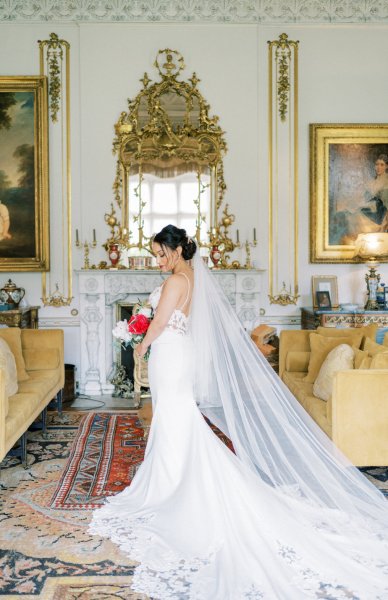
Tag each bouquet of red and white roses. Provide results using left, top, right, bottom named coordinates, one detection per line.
left=112, top=300, right=153, bottom=361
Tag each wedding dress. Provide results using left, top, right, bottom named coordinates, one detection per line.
left=89, top=255, right=388, bottom=599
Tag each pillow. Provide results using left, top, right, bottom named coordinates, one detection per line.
left=357, top=355, right=373, bottom=369
left=370, top=353, right=388, bottom=369
left=313, top=344, right=354, bottom=401
left=316, top=324, right=378, bottom=347
left=363, top=337, right=387, bottom=357
left=354, top=348, right=370, bottom=369
left=383, top=331, right=388, bottom=347
left=304, top=333, right=361, bottom=383
left=0, top=328, right=29, bottom=381
left=0, top=338, right=18, bottom=397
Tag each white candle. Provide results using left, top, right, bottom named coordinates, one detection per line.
left=253, top=227, right=257, bottom=242
left=236, top=229, right=240, bottom=243
left=93, top=229, right=96, bottom=243
left=75, top=229, right=79, bottom=244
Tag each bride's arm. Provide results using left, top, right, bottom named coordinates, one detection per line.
left=135, top=276, right=184, bottom=357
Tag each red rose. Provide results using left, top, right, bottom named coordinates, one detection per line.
left=128, top=313, right=150, bottom=335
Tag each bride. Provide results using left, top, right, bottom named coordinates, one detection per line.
left=90, top=224, right=388, bottom=599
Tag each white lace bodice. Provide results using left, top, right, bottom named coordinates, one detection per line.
left=149, top=274, right=190, bottom=336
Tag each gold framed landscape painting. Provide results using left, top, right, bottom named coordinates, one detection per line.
left=310, top=123, right=388, bottom=263
left=0, top=76, right=49, bottom=271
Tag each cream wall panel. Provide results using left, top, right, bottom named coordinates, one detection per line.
left=1, top=21, right=388, bottom=378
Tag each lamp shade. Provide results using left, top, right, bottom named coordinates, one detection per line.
left=352, top=233, right=388, bottom=260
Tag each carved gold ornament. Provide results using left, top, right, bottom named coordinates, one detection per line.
left=106, top=49, right=238, bottom=264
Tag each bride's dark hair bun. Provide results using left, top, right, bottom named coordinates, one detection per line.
left=153, top=224, right=197, bottom=260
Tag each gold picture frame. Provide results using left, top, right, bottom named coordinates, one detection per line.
left=312, top=275, right=339, bottom=309
left=310, top=123, right=388, bottom=263
left=0, top=76, right=49, bottom=271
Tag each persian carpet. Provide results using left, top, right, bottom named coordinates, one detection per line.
left=0, top=411, right=386, bottom=599
left=0, top=412, right=146, bottom=599
left=50, top=412, right=146, bottom=509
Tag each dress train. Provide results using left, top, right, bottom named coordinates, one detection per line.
left=89, top=328, right=388, bottom=599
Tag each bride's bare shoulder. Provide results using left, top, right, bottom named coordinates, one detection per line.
left=164, top=272, right=192, bottom=291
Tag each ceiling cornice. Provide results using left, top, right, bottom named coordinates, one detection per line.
left=1, top=1, right=388, bottom=24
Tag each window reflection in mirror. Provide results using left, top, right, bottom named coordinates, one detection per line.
left=128, top=171, right=210, bottom=243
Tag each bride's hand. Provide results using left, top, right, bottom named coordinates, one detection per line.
left=135, top=342, right=148, bottom=358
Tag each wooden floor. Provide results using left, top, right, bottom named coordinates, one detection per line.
left=64, top=393, right=153, bottom=426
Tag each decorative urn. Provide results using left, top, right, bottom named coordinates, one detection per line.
left=0, top=279, right=25, bottom=307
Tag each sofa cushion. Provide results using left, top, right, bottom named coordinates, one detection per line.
left=285, top=351, right=310, bottom=372
left=282, top=372, right=331, bottom=436
left=0, top=328, right=29, bottom=382
left=5, top=391, right=42, bottom=441
left=317, top=324, right=377, bottom=346
left=370, top=353, right=388, bottom=369
left=282, top=372, right=315, bottom=407
left=304, top=334, right=361, bottom=383
left=17, top=370, right=60, bottom=398
left=313, top=344, right=354, bottom=402
left=354, top=348, right=369, bottom=369
left=364, top=337, right=388, bottom=356
left=23, top=349, right=60, bottom=371
left=0, top=338, right=18, bottom=410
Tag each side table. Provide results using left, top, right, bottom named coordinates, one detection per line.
left=0, top=306, right=40, bottom=329
left=301, top=307, right=388, bottom=343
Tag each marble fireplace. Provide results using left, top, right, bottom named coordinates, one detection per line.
left=77, top=269, right=263, bottom=395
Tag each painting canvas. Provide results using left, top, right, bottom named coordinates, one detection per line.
left=310, top=124, right=388, bottom=263
left=0, top=77, right=49, bottom=271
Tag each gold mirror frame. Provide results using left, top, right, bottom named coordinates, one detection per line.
left=104, top=49, right=227, bottom=256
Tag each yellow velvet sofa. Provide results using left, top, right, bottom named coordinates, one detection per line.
left=279, top=329, right=388, bottom=467
left=0, top=328, right=64, bottom=466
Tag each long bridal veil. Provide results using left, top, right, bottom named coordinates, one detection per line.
left=190, top=248, right=388, bottom=537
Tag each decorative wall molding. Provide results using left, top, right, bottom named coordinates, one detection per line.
left=1, top=1, right=388, bottom=24
left=259, top=314, right=301, bottom=326
left=39, top=316, right=80, bottom=328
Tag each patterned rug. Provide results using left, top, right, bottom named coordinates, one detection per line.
left=50, top=412, right=146, bottom=509
left=0, top=411, right=387, bottom=599
left=0, top=412, right=143, bottom=599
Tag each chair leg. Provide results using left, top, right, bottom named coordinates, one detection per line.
left=56, top=389, right=63, bottom=416
left=42, top=406, right=47, bottom=435
left=21, top=432, right=27, bottom=468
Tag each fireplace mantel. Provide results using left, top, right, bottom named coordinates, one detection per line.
left=77, top=268, right=264, bottom=395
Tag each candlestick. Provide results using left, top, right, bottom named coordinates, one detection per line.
left=253, top=227, right=257, bottom=242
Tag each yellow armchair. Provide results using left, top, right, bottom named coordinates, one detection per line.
left=279, top=329, right=388, bottom=466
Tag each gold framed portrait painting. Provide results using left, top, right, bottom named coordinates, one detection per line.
left=0, top=76, right=49, bottom=271
left=310, top=123, right=388, bottom=263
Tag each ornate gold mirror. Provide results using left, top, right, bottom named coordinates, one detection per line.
left=105, top=49, right=237, bottom=265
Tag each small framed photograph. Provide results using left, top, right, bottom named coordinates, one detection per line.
left=312, top=275, right=339, bottom=308
left=316, top=290, right=332, bottom=310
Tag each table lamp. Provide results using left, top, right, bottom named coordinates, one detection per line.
left=353, top=232, right=388, bottom=310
